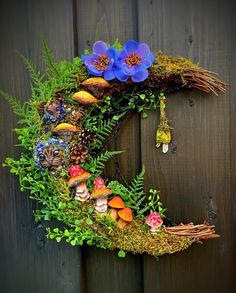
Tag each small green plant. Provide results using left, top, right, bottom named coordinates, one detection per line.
left=108, top=167, right=166, bottom=218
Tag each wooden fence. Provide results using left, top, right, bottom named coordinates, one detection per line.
left=0, top=0, right=235, bottom=292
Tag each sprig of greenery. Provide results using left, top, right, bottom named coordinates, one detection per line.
left=88, top=115, right=121, bottom=150
left=108, top=167, right=166, bottom=218
left=0, top=90, right=25, bottom=117
left=42, top=37, right=59, bottom=77
left=18, top=53, right=45, bottom=95
left=82, top=150, right=124, bottom=175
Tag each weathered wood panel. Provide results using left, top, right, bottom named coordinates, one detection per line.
left=0, top=1, right=82, bottom=293
left=75, top=1, right=143, bottom=292
left=138, top=0, right=235, bottom=292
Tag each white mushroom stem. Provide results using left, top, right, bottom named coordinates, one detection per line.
left=95, top=198, right=108, bottom=214
left=150, top=227, right=158, bottom=234
left=74, top=182, right=90, bottom=202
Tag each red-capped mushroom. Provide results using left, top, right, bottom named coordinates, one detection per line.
left=91, top=177, right=112, bottom=214
left=146, top=212, right=163, bottom=234
left=68, top=165, right=91, bottom=202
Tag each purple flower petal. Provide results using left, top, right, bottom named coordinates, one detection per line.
left=106, top=47, right=118, bottom=60
left=84, top=54, right=97, bottom=66
left=131, top=69, right=148, bottom=82
left=142, top=57, right=153, bottom=68
left=93, top=41, right=108, bottom=55
left=103, top=69, right=115, bottom=80
left=136, top=63, right=147, bottom=72
left=87, top=67, right=103, bottom=76
left=122, top=65, right=136, bottom=76
left=124, top=40, right=139, bottom=54
left=136, top=43, right=150, bottom=59
left=81, top=54, right=89, bottom=63
left=114, top=68, right=129, bottom=82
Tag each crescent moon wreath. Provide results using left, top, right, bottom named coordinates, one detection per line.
left=2, top=39, right=226, bottom=258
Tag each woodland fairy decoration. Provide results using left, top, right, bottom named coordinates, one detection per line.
left=2, top=39, right=226, bottom=257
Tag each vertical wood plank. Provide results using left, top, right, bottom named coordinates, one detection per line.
left=138, top=0, right=235, bottom=292
left=75, top=1, right=143, bottom=292
left=0, top=1, right=83, bottom=292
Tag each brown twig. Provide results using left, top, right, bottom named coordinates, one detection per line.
left=165, top=222, right=220, bottom=240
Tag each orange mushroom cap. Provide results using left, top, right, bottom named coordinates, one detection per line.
left=52, top=123, right=80, bottom=133
left=81, top=77, right=110, bottom=88
left=71, top=91, right=100, bottom=104
left=108, top=196, right=125, bottom=209
left=118, top=207, right=133, bottom=222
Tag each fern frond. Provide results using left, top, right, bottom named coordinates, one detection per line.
left=42, top=37, right=59, bottom=77
left=90, top=118, right=118, bottom=149
left=18, top=53, right=45, bottom=91
left=0, top=90, right=25, bottom=117
left=89, top=150, right=124, bottom=176
left=129, top=166, right=145, bottom=195
left=108, top=180, right=130, bottom=200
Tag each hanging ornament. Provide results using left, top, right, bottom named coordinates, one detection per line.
left=156, top=93, right=172, bottom=153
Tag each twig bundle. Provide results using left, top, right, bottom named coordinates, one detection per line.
left=165, top=222, right=220, bottom=239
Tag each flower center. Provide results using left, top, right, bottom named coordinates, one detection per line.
left=125, top=53, right=141, bottom=67
left=93, top=54, right=109, bottom=70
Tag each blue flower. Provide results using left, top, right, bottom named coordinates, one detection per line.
left=113, top=40, right=155, bottom=82
left=82, top=41, right=118, bottom=80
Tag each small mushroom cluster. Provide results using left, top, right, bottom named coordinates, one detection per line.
left=108, top=196, right=133, bottom=228
left=71, top=77, right=110, bottom=106
left=68, top=165, right=91, bottom=202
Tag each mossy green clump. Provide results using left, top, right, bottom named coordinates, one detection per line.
left=111, top=221, right=198, bottom=256
left=149, top=51, right=199, bottom=81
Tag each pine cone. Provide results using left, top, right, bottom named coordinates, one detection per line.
left=70, top=143, right=89, bottom=164
left=78, top=128, right=95, bottom=146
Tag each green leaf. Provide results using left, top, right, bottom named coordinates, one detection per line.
left=88, top=207, right=94, bottom=213
left=118, top=250, right=126, bottom=258
left=70, top=239, right=77, bottom=246
left=86, top=218, right=93, bottom=225
left=142, top=112, right=148, bottom=119
left=44, top=211, right=51, bottom=221
left=64, top=229, right=70, bottom=237
left=56, top=237, right=62, bottom=243
left=53, top=228, right=59, bottom=233
left=112, top=39, right=122, bottom=50
left=75, top=219, right=81, bottom=225
left=59, top=202, right=67, bottom=209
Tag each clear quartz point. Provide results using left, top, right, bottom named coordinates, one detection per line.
left=162, top=144, right=169, bottom=153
